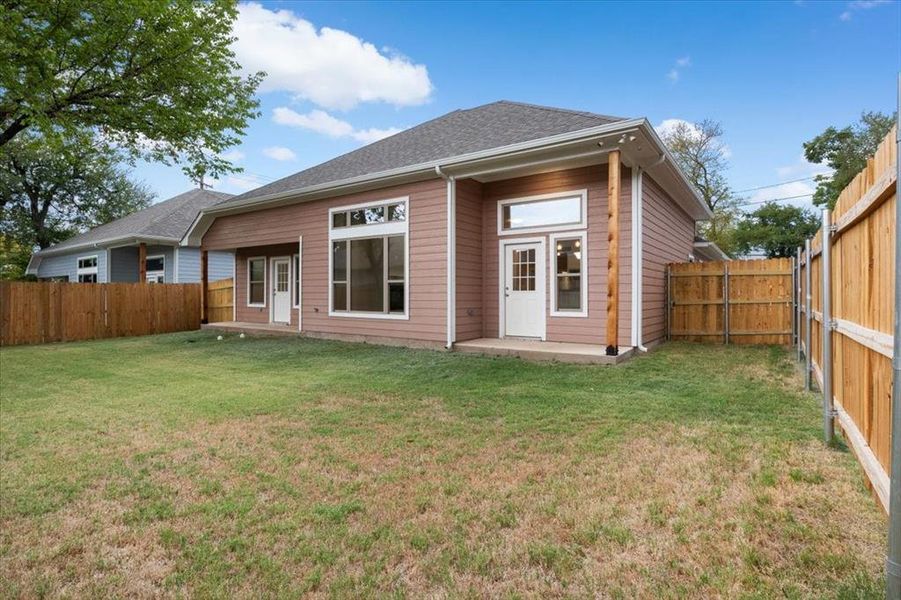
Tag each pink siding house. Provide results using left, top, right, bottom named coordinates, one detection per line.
left=183, top=102, right=711, bottom=359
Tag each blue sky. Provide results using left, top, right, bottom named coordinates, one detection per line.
left=136, top=0, right=900, bottom=211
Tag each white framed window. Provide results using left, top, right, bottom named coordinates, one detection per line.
left=77, top=255, right=98, bottom=283
left=328, top=197, right=409, bottom=319
left=549, top=231, right=588, bottom=317
left=145, top=254, right=165, bottom=283
left=497, top=189, right=587, bottom=235
left=247, top=256, right=266, bottom=307
left=292, top=253, right=300, bottom=308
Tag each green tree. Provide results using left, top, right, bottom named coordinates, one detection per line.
left=803, top=111, right=895, bottom=209
left=732, top=203, right=820, bottom=258
left=0, top=0, right=263, bottom=181
left=0, top=132, right=154, bottom=260
left=659, top=119, right=738, bottom=256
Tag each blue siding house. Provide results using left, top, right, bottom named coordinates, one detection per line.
left=26, top=189, right=234, bottom=284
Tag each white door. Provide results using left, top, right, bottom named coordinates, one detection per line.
left=504, top=242, right=545, bottom=338
left=271, top=258, right=291, bottom=324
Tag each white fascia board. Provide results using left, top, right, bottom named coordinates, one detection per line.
left=33, top=234, right=180, bottom=258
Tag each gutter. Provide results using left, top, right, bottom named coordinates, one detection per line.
left=435, top=166, right=456, bottom=350
left=631, top=167, right=648, bottom=352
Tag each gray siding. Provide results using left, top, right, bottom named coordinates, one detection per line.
left=109, top=246, right=139, bottom=282
left=37, top=249, right=108, bottom=282
left=176, top=248, right=233, bottom=283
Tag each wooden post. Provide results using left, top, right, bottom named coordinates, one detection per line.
left=138, top=242, right=147, bottom=282
left=200, top=249, right=209, bottom=324
left=606, top=150, right=620, bottom=356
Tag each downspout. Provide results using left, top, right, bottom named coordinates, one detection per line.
left=630, top=166, right=647, bottom=351
left=436, top=166, right=456, bottom=350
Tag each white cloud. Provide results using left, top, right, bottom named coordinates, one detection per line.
left=233, top=2, right=433, bottom=110
left=273, top=107, right=403, bottom=144
left=775, top=154, right=833, bottom=179
left=747, top=181, right=817, bottom=207
left=666, top=56, right=691, bottom=83
left=262, top=146, right=297, bottom=161
left=220, top=149, right=245, bottom=163
left=839, top=0, right=891, bottom=20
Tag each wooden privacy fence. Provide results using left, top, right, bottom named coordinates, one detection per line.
left=0, top=282, right=201, bottom=346
left=799, top=125, right=896, bottom=512
left=206, top=277, right=234, bottom=323
left=666, top=258, right=794, bottom=345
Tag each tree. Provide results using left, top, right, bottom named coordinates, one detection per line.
left=732, top=202, right=820, bottom=258
left=0, top=132, right=154, bottom=257
left=803, top=111, right=895, bottom=209
left=0, top=0, right=263, bottom=181
left=659, top=119, right=739, bottom=255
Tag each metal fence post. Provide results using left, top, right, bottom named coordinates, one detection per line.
left=805, top=238, right=812, bottom=391
left=722, top=262, right=729, bottom=345
left=821, top=209, right=834, bottom=445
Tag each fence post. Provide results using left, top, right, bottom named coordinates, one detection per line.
left=821, top=209, right=834, bottom=445
left=665, top=264, right=671, bottom=341
left=805, top=238, right=812, bottom=391
left=795, top=249, right=802, bottom=360
left=885, top=74, right=901, bottom=600
left=723, top=262, right=729, bottom=345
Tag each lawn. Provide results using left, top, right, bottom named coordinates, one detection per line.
left=0, top=332, right=887, bottom=598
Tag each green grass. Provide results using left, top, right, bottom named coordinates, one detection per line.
left=0, top=332, right=887, bottom=598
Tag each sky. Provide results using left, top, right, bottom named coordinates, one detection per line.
left=134, top=0, right=901, bottom=213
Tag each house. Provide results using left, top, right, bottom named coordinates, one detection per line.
left=27, top=189, right=234, bottom=284
left=184, top=101, right=712, bottom=356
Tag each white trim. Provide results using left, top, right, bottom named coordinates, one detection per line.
left=292, top=253, right=301, bottom=308
left=76, top=254, right=99, bottom=283
left=296, top=236, right=303, bottom=332
left=145, top=253, right=165, bottom=283
left=327, top=196, right=410, bottom=320
left=246, top=256, right=266, bottom=307
left=497, top=189, right=588, bottom=236
left=630, top=168, right=645, bottom=349
left=498, top=236, right=547, bottom=340
left=231, top=255, right=237, bottom=322
left=173, top=247, right=179, bottom=283
left=269, top=256, right=291, bottom=324
left=548, top=231, right=588, bottom=318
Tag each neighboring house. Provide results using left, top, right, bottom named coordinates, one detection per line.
left=184, top=101, right=712, bottom=354
left=27, top=189, right=234, bottom=284
left=692, top=238, right=730, bottom=262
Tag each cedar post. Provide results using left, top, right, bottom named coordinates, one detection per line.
left=138, top=242, right=147, bottom=282
left=605, top=150, right=621, bottom=356
left=200, top=250, right=209, bottom=324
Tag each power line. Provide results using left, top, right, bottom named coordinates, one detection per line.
left=735, top=193, right=814, bottom=208
left=733, top=175, right=826, bottom=194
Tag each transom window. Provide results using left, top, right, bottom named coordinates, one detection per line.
left=247, top=257, right=266, bottom=306
left=332, top=201, right=406, bottom=229
left=499, top=190, right=587, bottom=234
left=550, top=232, right=588, bottom=317
left=329, top=198, right=408, bottom=319
left=77, top=255, right=98, bottom=283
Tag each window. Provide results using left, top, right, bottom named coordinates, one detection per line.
left=331, top=200, right=406, bottom=230
left=247, top=257, right=266, bottom=306
left=77, top=255, right=98, bottom=283
left=293, top=254, right=301, bottom=307
left=145, top=255, right=164, bottom=283
left=498, top=190, right=587, bottom=234
left=329, top=197, right=408, bottom=318
left=550, top=232, right=588, bottom=317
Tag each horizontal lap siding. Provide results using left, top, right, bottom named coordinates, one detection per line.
left=208, top=179, right=447, bottom=343
left=642, top=175, right=695, bottom=343
left=481, top=166, right=632, bottom=346
left=455, top=179, right=484, bottom=342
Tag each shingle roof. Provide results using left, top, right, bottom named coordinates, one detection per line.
left=38, top=188, right=233, bottom=254
left=222, top=101, right=627, bottom=205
